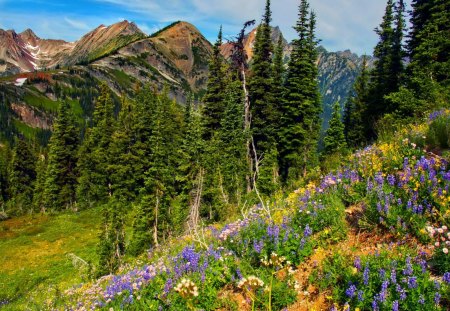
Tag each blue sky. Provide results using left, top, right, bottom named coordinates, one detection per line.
left=0, top=0, right=411, bottom=55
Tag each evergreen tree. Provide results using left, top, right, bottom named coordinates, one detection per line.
left=272, top=34, right=285, bottom=121
left=33, top=154, right=47, bottom=213
left=280, top=0, right=321, bottom=181
left=43, top=101, right=79, bottom=210
left=97, top=198, right=125, bottom=276
left=0, top=144, right=10, bottom=212
left=324, top=102, right=347, bottom=155
left=365, top=0, right=406, bottom=136
left=344, top=56, right=370, bottom=148
left=203, top=27, right=227, bottom=135
left=249, top=0, right=276, bottom=155
left=219, top=76, right=248, bottom=206
left=77, top=84, right=115, bottom=207
left=129, top=89, right=183, bottom=255
left=8, top=138, right=36, bottom=214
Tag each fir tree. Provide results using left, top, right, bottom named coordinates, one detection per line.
left=77, top=84, right=115, bottom=207
left=8, top=138, right=36, bottom=214
left=43, top=101, right=79, bottom=210
left=203, top=27, right=227, bottom=135
left=324, top=102, right=347, bottom=155
left=249, top=0, right=276, bottom=155
left=280, top=0, right=321, bottom=181
left=0, top=144, right=10, bottom=212
left=129, top=89, right=183, bottom=255
left=344, top=56, right=370, bottom=148
left=33, top=154, right=47, bottom=213
left=97, top=198, right=125, bottom=276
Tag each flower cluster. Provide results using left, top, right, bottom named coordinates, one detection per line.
left=261, top=252, right=287, bottom=269
left=174, top=278, right=199, bottom=299
left=237, top=276, right=264, bottom=291
left=427, top=225, right=450, bottom=254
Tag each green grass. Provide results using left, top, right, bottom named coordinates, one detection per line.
left=0, top=208, right=101, bottom=310
left=12, top=120, right=38, bottom=140
left=23, top=93, right=59, bottom=112
left=109, top=69, right=135, bottom=89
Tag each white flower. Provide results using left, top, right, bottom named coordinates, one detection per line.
left=443, top=248, right=449, bottom=254
left=435, top=242, right=440, bottom=247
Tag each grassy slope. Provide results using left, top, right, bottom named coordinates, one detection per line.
left=0, top=208, right=101, bottom=309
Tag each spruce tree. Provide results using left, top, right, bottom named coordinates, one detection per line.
left=324, top=102, right=347, bottom=155
left=130, top=89, right=183, bottom=255
left=0, top=144, right=10, bottom=212
left=97, top=198, right=125, bottom=276
left=33, top=154, right=47, bottom=213
left=203, top=27, right=227, bottom=135
left=77, top=84, right=115, bottom=207
left=8, top=138, right=36, bottom=214
left=43, top=100, right=79, bottom=210
left=249, top=0, right=276, bottom=155
left=280, top=0, right=321, bottom=181
left=344, top=56, right=370, bottom=148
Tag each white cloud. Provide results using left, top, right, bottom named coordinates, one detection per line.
left=64, top=17, right=90, bottom=30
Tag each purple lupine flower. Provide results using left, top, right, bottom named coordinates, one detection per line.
left=407, top=276, right=418, bottom=289
left=363, top=264, right=370, bottom=285
left=403, top=257, right=413, bottom=276
left=303, top=225, right=312, bottom=238
left=379, top=269, right=386, bottom=280
left=387, top=174, right=396, bottom=186
left=372, top=297, right=379, bottom=311
left=434, top=292, right=441, bottom=305
left=392, top=300, right=399, bottom=311
left=418, top=295, right=425, bottom=305
left=357, top=290, right=364, bottom=302
left=396, top=284, right=407, bottom=301
left=379, top=280, right=389, bottom=302
left=390, top=268, right=397, bottom=284
left=443, top=272, right=450, bottom=284
left=345, top=284, right=357, bottom=298
left=253, top=240, right=264, bottom=254
left=354, top=257, right=361, bottom=271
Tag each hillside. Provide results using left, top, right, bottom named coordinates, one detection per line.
left=2, top=109, right=448, bottom=310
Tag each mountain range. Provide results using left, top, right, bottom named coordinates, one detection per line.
left=0, top=20, right=372, bottom=143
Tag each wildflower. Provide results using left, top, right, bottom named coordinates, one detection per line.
left=363, top=265, right=370, bottom=286
left=174, top=278, right=199, bottom=299
left=392, top=300, right=399, bottom=311
left=434, top=292, right=441, bottom=305
left=418, top=295, right=425, bottom=305
left=345, top=284, right=357, bottom=298
left=237, top=276, right=264, bottom=291
left=303, top=225, right=312, bottom=238
left=357, top=290, right=364, bottom=302
left=407, top=276, right=418, bottom=289
left=443, top=248, right=449, bottom=254
left=354, top=257, right=361, bottom=271
left=443, top=272, right=450, bottom=284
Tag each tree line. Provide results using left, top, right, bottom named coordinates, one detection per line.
left=0, top=0, right=448, bottom=275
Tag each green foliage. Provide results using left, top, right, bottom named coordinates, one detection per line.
left=97, top=198, right=125, bottom=276
left=426, top=112, right=450, bottom=150
left=149, top=21, right=182, bottom=38
left=77, top=83, right=115, bottom=208
left=203, top=28, right=227, bottom=135
left=7, top=138, right=36, bottom=215
left=43, top=101, right=79, bottom=211
left=280, top=1, right=321, bottom=182
left=32, top=154, right=47, bottom=212
left=324, top=102, right=347, bottom=155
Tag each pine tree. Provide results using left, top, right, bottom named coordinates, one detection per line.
left=272, top=34, right=285, bottom=123
left=0, top=144, right=10, bottom=212
left=249, top=0, right=276, bottom=155
left=324, top=102, right=347, bottom=155
left=96, top=198, right=125, bottom=276
left=77, top=84, right=115, bottom=207
left=8, top=138, right=36, bottom=215
left=43, top=101, right=79, bottom=210
left=129, top=89, right=183, bottom=255
left=219, top=76, right=248, bottom=205
left=33, top=154, right=47, bottom=213
left=203, top=27, right=227, bottom=135
left=344, top=56, right=370, bottom=148
left=280, top=0, right=321, bottom=181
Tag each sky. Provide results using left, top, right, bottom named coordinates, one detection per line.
left=0, top=0, right=412, bottom=55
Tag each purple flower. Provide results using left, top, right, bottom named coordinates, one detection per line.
left=407, top=276, right=417, bottom=289
left=392, top=300, right=399, bottom=311
left=345, top=284, right=357, bottom=298
left=387, top=174, right=396, bottom=186
left=354, top=257, right=361, bottom=271
left=418, top=295, right=425, bottom=305
left=443, top=272, right=450, bottom=284
left=403, top=257, right=413, bottom=276
left=303, top=225, right=312, bottom=238
left=357, top=290, right=364, bottom=302
left=253, top=240, right=264, bottom=254
left=363, top=264, right=370, bottom=286
left=434, top=292, right=441, bottom=305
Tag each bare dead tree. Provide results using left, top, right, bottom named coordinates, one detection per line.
left=230, top=20, right=255, bottom=193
